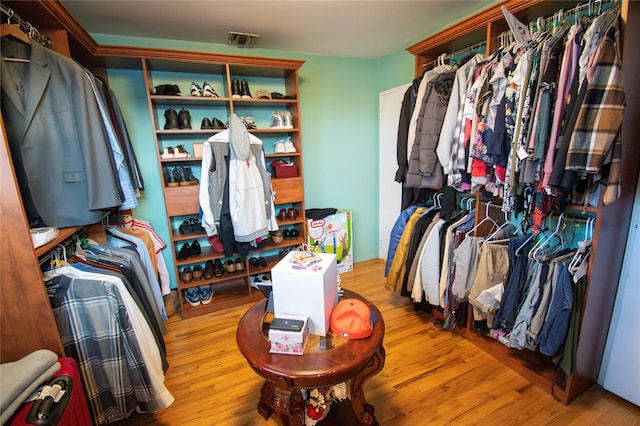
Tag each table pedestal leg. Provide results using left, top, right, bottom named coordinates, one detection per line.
left=349, top=346, right=385, bottom=425
left=258, top=379, right=305, bottom=426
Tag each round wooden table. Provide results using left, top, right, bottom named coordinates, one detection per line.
left=236, top=289, right=385, bottom=426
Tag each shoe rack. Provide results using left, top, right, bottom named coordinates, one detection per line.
left=142, top=56, right=306, bottom=318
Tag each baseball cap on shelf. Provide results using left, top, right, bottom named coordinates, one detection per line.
left=271, top=92, right=295, bottom=100
left=330, top=298, right=376, bottom=339
left=255, top=89, right=271, bottom=99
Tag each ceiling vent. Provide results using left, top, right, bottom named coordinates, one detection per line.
left=227, top=31, right=259, bottom=48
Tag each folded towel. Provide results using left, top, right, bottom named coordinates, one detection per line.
left=0, top=349, right=60, bottom=424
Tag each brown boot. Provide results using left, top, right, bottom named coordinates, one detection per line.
left=164, top=290, right=180, bottom=318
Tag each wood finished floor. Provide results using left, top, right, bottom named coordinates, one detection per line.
left=117, top=259, right=640, bottom=425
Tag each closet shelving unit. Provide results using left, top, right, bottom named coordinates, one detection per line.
left=406, top=0, right=640, bottom=405
left=142, top=55, right=306, bottom=318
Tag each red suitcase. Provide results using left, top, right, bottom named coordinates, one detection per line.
left=9, top=357, right=92, bottom=426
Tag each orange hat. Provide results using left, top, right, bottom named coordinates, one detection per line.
left=330, top=299, right=376, bottom=339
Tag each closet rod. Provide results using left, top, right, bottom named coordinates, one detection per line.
left=422, top=41, right=486, bottom=68
left=1, top=4, right=52, bottom=48
left=525, top=0, right=619, bottom=34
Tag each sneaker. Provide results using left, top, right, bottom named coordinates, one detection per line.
left=282, top=111, right=293, bottom=129
left=241, top=80, right=252, bottom=99
left=270, top=111, right=283, bottom=129
left=274, top=140, right=286, bottom=154
left=174, top=145, right=190, bottom=158
left=190, top=82, right=203, bottom=96
left=178, top=108, right=192, bottom=129
left=231, top=79, right=242, bottom=98
left=161, top=146, right=175, bottom=159
left=164, top=108, right=179, bottom=130
left=163, top=167, right=179, bottom=187
left=202, top=82, right=219, bottom=97
left=180, top=166, right=199, bottom=186
left=284, top=137, right=296, bottom=153
left=185, top=288, right=201, bottom=306
left=199, top=285, right=213, bottom=304
left=244, top=117, right=257, bottom=129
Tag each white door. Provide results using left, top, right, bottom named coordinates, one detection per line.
left=379, top=83, right=410, bottom=259
left=598, top=176, right=640, bottom=406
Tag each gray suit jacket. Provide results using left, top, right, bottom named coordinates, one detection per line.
left=1, top=37, right=122, bottom=227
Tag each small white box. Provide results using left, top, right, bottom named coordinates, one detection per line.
left=271, top=252, right=339, bottom=336
left=268, top=315, right=309, bottom=355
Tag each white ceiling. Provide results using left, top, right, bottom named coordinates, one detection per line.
left=59, top=1, right=494, bottom=59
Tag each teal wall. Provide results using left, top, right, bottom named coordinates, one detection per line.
left=96, top=34, right=413, bottom=287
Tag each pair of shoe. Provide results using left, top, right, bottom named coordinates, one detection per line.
left=269, top=111, right=293, bottom=129
left=274, top=137, right=296, bottom=154
left=225, top=257, right=245, bottom=273
left=161, top=144, right=190, bottom=159
left=278, top=208, right=299, bottom=221
left=231, top=79, right=252, bottom=99
left=177, top=240, right=201, bottom=261
left=237, top=116, right=257, bottom=129
left=201, top=117, right=227, bottom=130
left=179, top=218, right=205, bottom=235
left=185, top=285, right=213, bottom=306
left=190, top=81, right=219, bottom=97
left=210, top=259, right=225, bottom=277
left=249, top=256, right=268, bottom=268
left=163, top=166, right=199, bottom=187
left=283, top=228, right=298, bottom=240
left=181, top=265, right=204, bottom=283
left=164, top=108, right=191, bottom=129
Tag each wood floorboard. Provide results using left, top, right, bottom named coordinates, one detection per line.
left=116, top=259, right=640, bottom=425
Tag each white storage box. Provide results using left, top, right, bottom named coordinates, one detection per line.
left=271, top=251, right=339, bottom=336
left=268, top=315, right=309, bottom=355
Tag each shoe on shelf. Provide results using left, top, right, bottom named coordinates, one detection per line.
left=235, top=257, right=245, bottom=272
left=284, top=137, right=296, bottom=153
left=204, top=260, right=215, bottom=279
left=189, top=218, right=205, bottom=234
left=202, top=82, right=219, bottom=98
left=179, top=166, right=199, bottom=186
left=249, top=257, right=259, bottom=268
left=177, top=242, right=191, bottom=260
left=201, top=117, right=213, bottom=129
left=161, top=146, right=175, bottom=159
left=181, top=266, right=193, bottom=283
left=164, top=107, right=179, bottom=130
left=289, top=229, right=298, bottom=240
left=283, top=229, right=291, bottom=240
left=225, top=259, right=236, bottom=273
left=282, top=111, right=293, bottom=129
left=243, top=117, right=257, bottom=129
left=185, top=288, right=201, bottom=306
left=179, top=219, right=193, bottom=235
left=274, top=140, right=286, bottom=154
left=192, top=265, right=204, bottom=281
left=270, top=111, right=283, bottom=129
left=190, top=240, right=201, bottom=257
left=231, top=79, right=242, bottom=98
left=190, top=81, right=203, bottom=96
left=287, top=208, right=299, bottom=220
left=212, top=117, right=227, bottom=129
left=199, top=285, right=213, bottom=304
left=271, top=230, right=283, bottom=244
left=213, top=259, right=224, bottom=277
left=241, top=79, right=252, bottom=99
left=278, top=208, right=288, bottom=221
left=178, top=108, right=192, bottom=129
left=174, top=144, right=190, bottom=158
left=163, top=167, right=179, bottom=187
left=258, top=257, right=268, bottom=267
